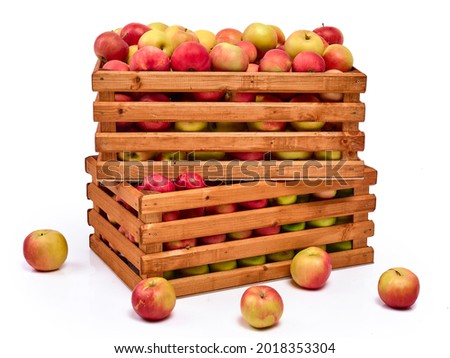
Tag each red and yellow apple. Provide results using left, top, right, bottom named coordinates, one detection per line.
left=290, top=246, right=332, bottom=289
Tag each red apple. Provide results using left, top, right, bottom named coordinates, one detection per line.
left=163, top=238, right=197, bottom=251
left=238, top=198, right=268, bottom=210
left=270, top=24, right=286, bottom=46
left=258, top=48, right=292, bottom=72
left=215, top=27, right=242, bottom=44
left=249, top=92, right=286, bottom=131
left=254, top=225, right=281, bottom=236
left=129, top=46, right=170, bottom=71
left=240, top=285, right=284, bottom=329
left=94, top=31, right=129, bottom=62
left=120, top=22, right=151, bottom=46
left=198, top=233, right=227, bottom=245
left=378, top=267, right=420, bottom=309
left=102, top=59, right=130, bottom=71
left=247, top=63, right=259, bottom=72
left=136, top=93, right=172, bottom=131
left=292, top=51, right=326, bottom=72
left=140, top=173, right=176, bottom=193
left=225, top=91, right=256, bottom=102
left=190, top=91, right=225, bottom=101
left=118, top=226, right=138, bottom=244
left=162, top=210, right=180, bottom=222
left=205, top=203, right=238, bottom=215
left=131, top=277, right=176, bottom=321
left=23, top=229, right=68, bottom=271
left=229, top=152, right=265, bottom=160
left=313, top=25, right=344, bottom=45
left=210, top=42, right=249, bottom=71
left=236, top=40, right=258, bottom=63
left=322, top=44, right=354, bottom=72
left=290, top=246, right=332, bottom=289
left=174, top=172, right=206, bottom=190
left=170, top=41, right=211, bottom=71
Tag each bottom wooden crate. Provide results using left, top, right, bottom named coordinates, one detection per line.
left=86, top=156, right=376, bottom=296
left=90, top=233, right=374, bottom=296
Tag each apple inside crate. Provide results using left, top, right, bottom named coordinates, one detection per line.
left=86, top=156, right=377, bottom=297
left=92, top=61, right=367, bottom=181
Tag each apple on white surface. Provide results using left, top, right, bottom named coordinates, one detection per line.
left=210, top=42, right=249, bottom=71
left=378, top=267, right=420, bottom=309
left=137, top=29, right=174, bottom=57
left=117, top=151, right=155, bottom=161
left=23, top=229, right=68, bottom=272
left=131, top=277, right=176, bottom=321
left=240, top=285, right=284, bottom=329
left=290, top=246, right=332, bottom=289
left=171, top=41, right=211, bottom=71
left=209, top=260, right=238, bottom=272
left=94, top=31, right=129, bottom=62
left=313, top=25, right=344, bottom=45
left=284, top=30, right=325, bottom=59
left=322, top=44, right=354, bottom=72
left=242, top=22, right=278, bottom=59
left=258, top=48, right=292, bottom=72
left=292, top=51, right=326, bottom=72
left=128, top=46, right=170, bottom=71
left=215, top=27, right=242, bottom=44
left=102, top=59, right=130, bottom=71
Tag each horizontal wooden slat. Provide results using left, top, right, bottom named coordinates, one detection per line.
left=141, top=194, right=376, bottom=243
left=93, top=101, right=365, bottom=123
left=94, top=158, right=366, bottom=181
left=167, top=246, right=374, bottom=297
left=92, top=66, right=367, bottom=93
left=141, top=221, right=374, bottom=272
left=95, top=131, right=365, bottom=152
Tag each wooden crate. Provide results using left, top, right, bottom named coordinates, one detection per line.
left=92, top=60, right=367, bottom=181
left=86, top=155, right=377, bottom=296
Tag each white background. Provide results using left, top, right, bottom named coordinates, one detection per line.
left=2, top=1, right=449, bottom=357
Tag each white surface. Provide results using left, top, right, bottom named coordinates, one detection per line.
left=2, top=1, right=449, bottom=357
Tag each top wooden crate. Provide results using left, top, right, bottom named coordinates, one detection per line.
left=92, top=60, right=367, bottom=181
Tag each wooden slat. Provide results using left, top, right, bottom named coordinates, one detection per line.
left=92, top=67, right=367, bottom=93
left=141, top=221, right=374, bottom=272
left=141, top=194, right=376, bottom=243
left=94, top=158, right=366, bottom=181
left=95, top=131, right=365, bottom=152
left=93, top=101, right=365, bottom=123
left=168, top=246, right=374, bottom=297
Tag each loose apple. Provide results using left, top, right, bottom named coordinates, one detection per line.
left=23, top=229, right=68, bottom=272
left=240, top=285, right=284, bottom=329
left=378, top=267, right=420, bottom=309
left=131, top=277, right=176, bottom=321
left=290, top=246, right=332, bottom=289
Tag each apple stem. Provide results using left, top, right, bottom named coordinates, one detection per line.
left=393, top=269, right=402, bottom=276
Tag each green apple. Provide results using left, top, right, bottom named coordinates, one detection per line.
left=273, top=151, right=313, bottom=160
left=327, top=241, right=352, bottom=252
left=174, top=121, right=208, bottom=132
left=195, top=29, right=217, bottom=52
left=137, top=29, right=174, bottom=57
left=238, top=255, right=266, bottom=267
left=267, top=250, right=295, bottom=262
left=209, top=260, right=238, bottom=272
left=284, top=30, right=325, bottom=59
left=307, top=217, right=337, bottom=228
left=187, top=151, right=226, bottom=160
left=163, top=270, right=176, bottom=280
left=156, top=151, right=187, bottom=161
left=147, top=22, right=169, bottom=31
left=314, top=150, right=342, bottom=160
left=117, top=151, right=155, bottom=161
left=275, top=195, right=297, bottom=205
left=281, top=222, right=306, bottom=232
left=290, top=121, right=326, bottom=131
left=242, top=22, right=278, bottom=59
left=227, top=230, right=253, bottom=240
left=178, top=264, right=210, bottom=277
